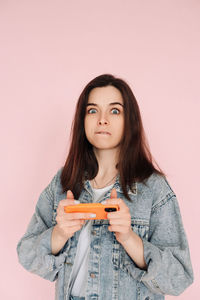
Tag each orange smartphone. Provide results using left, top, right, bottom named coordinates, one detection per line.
left=64, top=203, right=119, bottom=219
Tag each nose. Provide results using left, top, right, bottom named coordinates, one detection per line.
left=98, top=119, right=108, bottom=125
left=98, top=113, right=109, bottom=125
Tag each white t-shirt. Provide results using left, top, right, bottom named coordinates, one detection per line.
left=70, top=182, right=114, bottom=297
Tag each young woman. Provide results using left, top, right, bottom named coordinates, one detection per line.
left=17, top=74, right=194, bottom=300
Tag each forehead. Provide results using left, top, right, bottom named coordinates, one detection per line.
left=87, top=86, right=123, bottom=105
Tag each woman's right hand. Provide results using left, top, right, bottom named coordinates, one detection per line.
left=51, top=190, right=92, bottom=254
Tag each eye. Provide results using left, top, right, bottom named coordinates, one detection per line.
left=111, top=108, right=120, bottom=114
left=87, top=108, right=97, bottom=114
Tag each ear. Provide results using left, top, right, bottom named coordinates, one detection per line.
left=110, top=188, right=117, bottom=199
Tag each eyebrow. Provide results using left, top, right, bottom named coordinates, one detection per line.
left=86, top=102, right=124, bottom=107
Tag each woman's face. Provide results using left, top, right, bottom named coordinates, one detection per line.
left=84, top=86, right=124, bottom=151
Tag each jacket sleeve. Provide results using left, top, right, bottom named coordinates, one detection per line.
left=16, top=168, right=69, bottom=282
left=140, top=177, right=194, bottom=296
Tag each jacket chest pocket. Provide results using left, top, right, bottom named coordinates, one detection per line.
left=112, top=218, right=149, bottom=272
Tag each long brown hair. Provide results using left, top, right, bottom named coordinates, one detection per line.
left=60, top=74, right=165, bottom=201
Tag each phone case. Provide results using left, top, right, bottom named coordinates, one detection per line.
left=64, top=203, right=119, bottom=219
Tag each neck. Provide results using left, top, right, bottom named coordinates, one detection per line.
left=93, top=147, right=120, bottom=178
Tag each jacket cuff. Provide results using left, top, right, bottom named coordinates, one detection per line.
left=140, top=238, right=165, bottom=294
left=36, top=227, right=69, bottom=272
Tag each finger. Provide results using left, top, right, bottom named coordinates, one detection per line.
left=103, top=198, right=129, bottom=212
left=58, top=198, right=80, bottom=208
left=65, top=212, right=96, bottom=220
left=110, top=188, right=117, bottom=199
left=108, top=225, right=127, bottom=233
left=57, top=200, right=80, bottom=216
left=58, top=190, right=77, bottom=208
left=107, top=211, right=129, bottom=219
left=59, top=219, right=85, bottom=227
left=66, top=190, right=74, bottom=200
left=109, top=218, right=131, bottom=226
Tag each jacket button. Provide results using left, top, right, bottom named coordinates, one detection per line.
left=90, top=273, right=96, bottom=278
left=65, top=262, right=73, bottom=266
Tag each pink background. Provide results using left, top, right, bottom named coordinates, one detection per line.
left=0, top=1, right=199, bottom=299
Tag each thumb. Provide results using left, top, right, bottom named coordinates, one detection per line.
left=66, top=190, right=74, bottom=199
left=110, top=188, right=117, bottom=199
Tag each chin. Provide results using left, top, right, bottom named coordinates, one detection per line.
left=93, top=144, right=119, bottom=150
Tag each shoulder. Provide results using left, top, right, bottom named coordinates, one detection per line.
left=141, top=172, right=176, bottom=209
left=43, top=166, right=64, bottom=199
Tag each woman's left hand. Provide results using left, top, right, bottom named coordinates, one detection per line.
left=103, top=188, right=132, bottom=244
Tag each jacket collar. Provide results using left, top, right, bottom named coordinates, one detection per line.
left=83, top=173, right=137, bottom=196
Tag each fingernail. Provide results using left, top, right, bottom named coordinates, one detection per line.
left=74, top=200, right=80, bottom=204
left=101, top=200, right=106, bottom=205
left=90, top=214, right=96, bottom=218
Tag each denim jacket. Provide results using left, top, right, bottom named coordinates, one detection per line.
left=17, top=167, right=194, bottom=300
